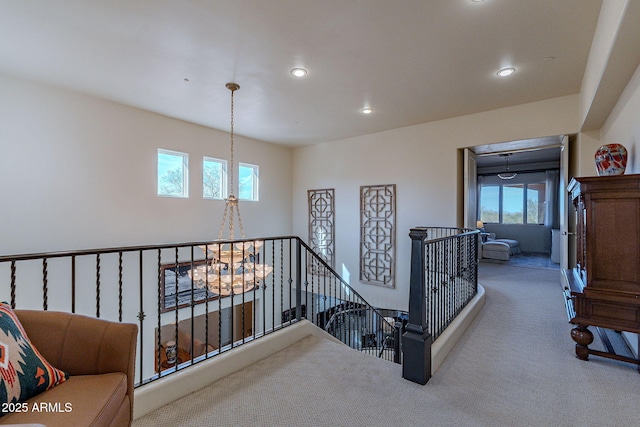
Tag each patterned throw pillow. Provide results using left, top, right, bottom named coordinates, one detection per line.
left=0, top=302, right=68, bottom=410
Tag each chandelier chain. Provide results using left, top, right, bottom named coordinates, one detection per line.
left=217, top=82, right=245, bottom=240
left=229, top=86, right=235, bottom=196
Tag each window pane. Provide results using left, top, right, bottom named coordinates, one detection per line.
left=203, top=157, right=226, bottom=199
left=239, top=163, right=258, bottom=201
left=502, top=184, right=523, bottom=224
left=526, top=182, right=546, bottom=224
left=158, top=150, right=188, bottom=197
left=480, top=185, right=499, bottom=223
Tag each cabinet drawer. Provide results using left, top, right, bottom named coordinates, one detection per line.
left=572, top=294, right=640, bottom=333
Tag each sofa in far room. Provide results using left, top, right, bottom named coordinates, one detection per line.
left=481, top=233, right=521, bottom=261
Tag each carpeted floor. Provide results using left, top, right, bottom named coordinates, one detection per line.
left=481, top=252, right=559, bottom=270
left=134, top=263, right=640, bottom=427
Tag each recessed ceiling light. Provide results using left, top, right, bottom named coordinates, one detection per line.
left=291, top=68, right=307, bottom=77
left=497, top=67, right=515, bottom=77
left=360, top=107, right=373, bottom=114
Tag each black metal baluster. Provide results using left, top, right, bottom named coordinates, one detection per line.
left=218, top=243, right=222, bottom=354
left=174, top=247, right=179, bottom=363
left=42, top=258, right=48, bottom=310
left=289, top=238, right=293, bottom=323
left=204, top=244, right=210, bottom=359
left=10, top=260, right=16, bottom=309
left=190, top=246, right=195, bottom=362
left=241, top=244, right=246, bottom=344
left=253, top=241, right=258, bottom=340
left=118, top=252, right=123, bottom=322
left=138, top=249, right=146, bottom=385
left=450, top=238, right=454, bottom=329
left=230, top=245, right=235, bottom=349
left=262, top=240, right=269, bottom=337
left=71, top=256, right=76, bottom=313
left=308, top=249, right=314, bottom=324
left=95, top=254, right=101, bottom=318
left=156, top=249, right=162, bottom=377
left=439, top=239, right=444, bottom=338
left=271, top=240, right=276, bottom=333
left=280, top=240, right=284, bottom=329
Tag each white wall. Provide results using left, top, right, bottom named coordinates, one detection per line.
left=579, top=0, right=629, bottom=127
left=0, top=72, right=293, bottom=255
left=293, top=95, right=580, bottom=311
left=601, top=63, right=640, bottom=174
left=599, top=62, right=640, bottom=357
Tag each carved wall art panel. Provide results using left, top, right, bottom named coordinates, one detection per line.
left=308, top=188, right=335, bottom=275
left=360, top=184, right=396, bottom=288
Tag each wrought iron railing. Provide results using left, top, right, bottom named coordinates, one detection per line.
left=0, top=236, right=396, bottom=387
left=403, top=227, right=479, bottom=384
left=0, top=228, right=478, bottom=387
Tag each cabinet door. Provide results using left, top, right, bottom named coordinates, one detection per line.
left=588, top=196, right=640, bottom=292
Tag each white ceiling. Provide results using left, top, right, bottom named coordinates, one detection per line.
left=0, top=0, right=604, bottom=147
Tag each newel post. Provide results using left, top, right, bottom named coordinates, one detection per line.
left=402, top=227, right=432, bottom=384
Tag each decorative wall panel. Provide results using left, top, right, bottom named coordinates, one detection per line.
left=308, top=189, right=335, bottom=275
left=360, top=184, right=396, bottom=288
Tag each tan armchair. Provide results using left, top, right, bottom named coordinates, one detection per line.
left=1, top=310, right=137, bottom=427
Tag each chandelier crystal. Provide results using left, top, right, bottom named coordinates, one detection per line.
left=188, top=83, right=273, bottom=296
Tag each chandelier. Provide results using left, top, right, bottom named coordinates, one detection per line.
left=189, top=83, right=273, bottom=296
left=497, top=153, right=517, bottom=180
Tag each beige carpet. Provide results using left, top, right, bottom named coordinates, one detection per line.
left=134, top=263, right=640, bottom=426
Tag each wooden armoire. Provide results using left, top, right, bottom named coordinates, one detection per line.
left=563, top=174, right=640, bottom=368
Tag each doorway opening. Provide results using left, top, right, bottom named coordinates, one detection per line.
left=463, top=135, right=570, bottom=271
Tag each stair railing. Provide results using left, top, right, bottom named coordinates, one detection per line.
left=0, top=228, right=477, bottom=388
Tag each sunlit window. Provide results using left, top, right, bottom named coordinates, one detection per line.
left=503, top=184, right=524, bottom=224
left=526, top=183, right=546, bottom=224
left=238, top=163, right=259, bottom=201
left=157, top=149, right=188, bottom=198
left=203, top=157, right=227, bottom=200
left=480, top=185, right=499, bottom=223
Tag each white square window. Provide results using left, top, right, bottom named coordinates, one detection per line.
left=203, top=157, right=227, bottom=200
left=238, top=163, right=259, bottom=201
left=157, top=149, right=188, bottom=198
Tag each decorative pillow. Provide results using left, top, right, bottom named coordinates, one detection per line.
left=0, top=302, right=68, bottom=410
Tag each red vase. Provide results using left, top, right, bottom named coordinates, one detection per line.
left=595, top=143, right=627, bottom=176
